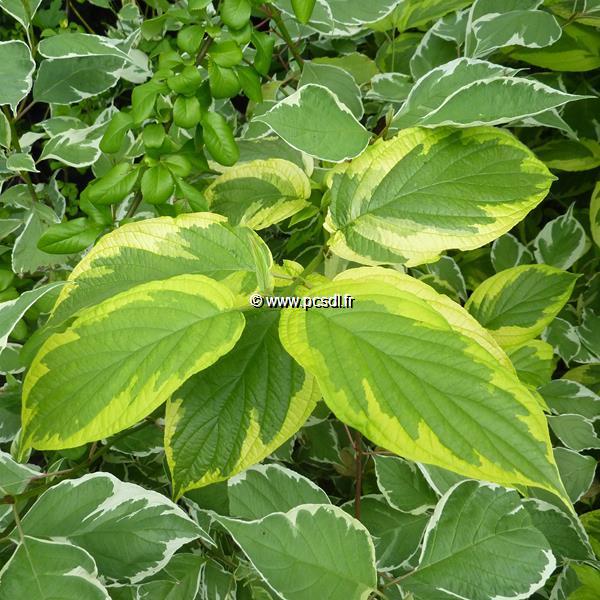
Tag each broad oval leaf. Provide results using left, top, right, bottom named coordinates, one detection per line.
left=325, top=126, right=554, bottom=267
left=216, top=504, right=377, bottom=600
left=0, top=537, right=109, bottom=600
left=279, top=269, right=568, bottom=503
left=400, top=481, right=556, bottom=600
left=47, top=212, right=272, bottom=328
left=17, top=473, right=204, bottom=582
left=255, top=84, right=371, bottom=162
left=165, top=309, right=319, bottom=496
left=465, top=264, right=578, bottom=349
left=22, top=274, right=246, bottom=450
left=205, top=159, right=312, bottom=229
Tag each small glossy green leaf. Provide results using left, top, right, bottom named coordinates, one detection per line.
left=220, top=0, right=251, bottom=30
left=22, top=275, right=246, bottom=450
left=208, top=62, right=241, bottom=99
left=177, top=25, right=205, bottom=55
left=236, top=65, right=263, bottom=103
left=291, top=0, right=316, bottom=23
left=37, top=218, right=103, bottom=254
left=84, top=163, right=140, bottom=205
left=217, top=505, right=377, bottom=600
left=401, top=481, right=556, bottom=600
left=251, top=31, right=275, bottom=75
left=99, top=111, right=133, bottom=154
left=173, top=95, right=202, bottom=129
left=466, top=264, right=577, bottom=349
left=210, top=40, right=243, bottom=68
left=202, top=112, right=239, bottom=166
left=167, top=66, right=203, bottom=96
left=256, top=84, right=370, bottom=162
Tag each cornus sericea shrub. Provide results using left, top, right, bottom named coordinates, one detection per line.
left=0, top=0, right=599, bottom=598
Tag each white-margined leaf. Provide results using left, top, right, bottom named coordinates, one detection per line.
left=16, top=473, right=205, bottom=582
left=0, top=41, right=35, bottom=111
left=400, top=481, right=556, bottom=600
left=0, top=0, right=42, bottom=28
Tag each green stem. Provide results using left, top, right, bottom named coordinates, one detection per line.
left=196, top=35, right=213, bottom=65
left=262, top=4, right=305, bottom=67
left=68, top=0, right=96, bottom=34
left=2, top=106, right=39, bottom=204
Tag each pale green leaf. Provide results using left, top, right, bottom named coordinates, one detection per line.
left=541, top=379, right=600, bottom=421
left=255, top=84, right=370, bottom=162
left=279, top=268, right=568, bottom=502
left=40, top=121, right=107, bottom=168
left=491, top=233, right=534, bottom=272
left=393, top=58, right=587, bottom=129
left=205, top=159, right=311, bottom=229
left=465, top=264, right=577, bottom=349
left=374, top=455, right=437, bottom=514
left=22, top=275, right=246, bottom=450
left=136, top=554, right=204, bottom=600
left=554, top=447, right=597, bottom=503
left=0, top=0, right=42, bottom=28
left=548, top=414, right=600, bottom=451
left=6, top=153, right=37, bottom=173
left=216, top=505, right=377, bottom=600
left=0, top=537, right=109, bottom=600
left=228, top=463, right=329, bottom=520
left=17, top=473, right=204, bottom=582
left=543, top=317, right=582, bottom=365
left=0, top=41, right=35, bottom=111
left=325, top=127, right=554, bottom=267
left=165, top=309, right=318, bottom=496
left=401, top=481, right=556, bottom=600
left=299, top=62, right=363, bottom=118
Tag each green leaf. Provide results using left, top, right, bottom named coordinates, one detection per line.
left=208, top=62, right=241, bottom=98
left=255, top=84, right=370, bottom=162
left=0, top=450, right=39, bottom=527
left=320, top=0, right=402, bottom=26
left=343, top=495, right=429, bottom=571
left=131, top=80, right=166, bottom=124
left=299, top=62, right=363, bottom=118
left=177, top=25, right=205, bottom=55
left=374, top=455, right=438, bottom=514
left=383, top=0, right=471, bottom=30
left=216, top=505, right=377, bottom=600
left=548, top=414, right=600, bottom=451
left=491, top=233, right=534, bottom=272
left=366, top=72, right=413, bottom=103
left=0, top=109, right=10, bottom=149
left=202, top=112, right=239, bottom=166
left=392, top=58, right=587, bottom=129
left=536, top=138, right=600, bottom=172
left=580, top=510, right=600, bottom=559
left=533, top=204, right=590, bottom=270
left=236, top=65, right=263, bottom=103
left=209, top=40, right=243, bottom=68
left=165, top=310, right=318, bottom=496
left=541, top=379, right=600, bottom=421
left=167, top=65, right=203, bottom=95
left=84, top=162, right=140, bottom=205
left=291, top=0, right=316, bottom=24
left=0, top=0, right=43, bottom=28
left=279, top=268, right=568, bottom=502
left=0, top=537, right=109, bottom=599
left=37, top=218, right=103, bottom=254
left=141, top=164, right=174, bottom=205
left=0, top=41, right=35, bottom=111
left=205, top=158, right=311, bottom=229
left=325, top=127, right=554, bottom=267
left=228, top=464, right=330, bottom=520
left=172, top=95, right=202, bottom=129
left=523, top=498, right=595, bottom=563
left=46, top=213, right=272, bottom=328
left=251, top=31, right=275, bottom=76
left=401, top=481, right=556, bottom=600
left=0, top=283, right=64, bottom=346
left=465, top=264, right=577, bottom=349
left=135, top=554, right=205, bottom=600
left=22, top=274, right=246, bottom=450
left=554, top=447, right=597, bottom=503
left=220, top=0, right=251, bottom=30
left=200, top=560, right=237, bottom=600
left=99, top=111, right=133, bottom=154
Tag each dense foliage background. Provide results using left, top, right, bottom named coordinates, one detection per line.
left=0, top=1, right=599, bottom=598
